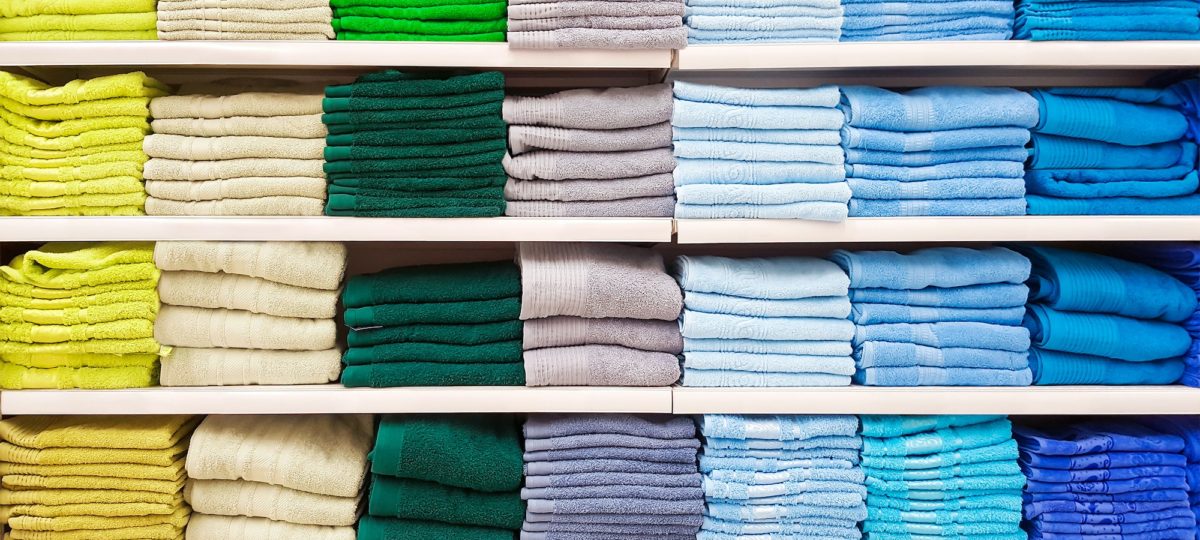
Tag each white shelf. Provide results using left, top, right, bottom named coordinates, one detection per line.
left=0, top=41, right=671, bottom=69
left=675, top=41, right=1200, bottom=71
left=675, top=216, right=1200, bottom=244
left=0, top=217, right=673, bottom=242
left=0, top=385, right=673, bottom=415
left=673, top=386, right=1200, bottom=415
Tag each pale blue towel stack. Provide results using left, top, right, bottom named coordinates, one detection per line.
left=831, top=247, right=1035, bottom=386
left=861, top=415, right=1026, bottom=540
left=840, top=86, right=1038, bottom=217
left=672, top=81, right=852, bottom=221
left=674, top=255, right=856, bottom=386
left=840, top=0, right=1015, bottom=40
left=684, top=0, right=844, bottom=43
left=697, top=414, right=867, bottom=540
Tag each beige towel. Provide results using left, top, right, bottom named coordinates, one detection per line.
left=150, top=93, right=323, bottom=119
left=185, top=479, right=359, bottom=526
left=146, top=196, right=325, bottom=216
left=185, top=514, right=355, bottom=540
left=158, top=0, right=331, bottom=9
left=156, top=7, right=333, bottom=23
left=150, top=115, right=327, bottom=138
left=158, top=30, right=335, bottom=40
left=143, top=135, right=325, bottom=161
left=144, top=158, right=325, bottom=181
left=156, top=19, right=335, bottom=37
left=158, top=271, right=338, bottom=319
left=154, top=305, right=336, bottom=350
left=159, top=347, right=342, bottom=386
left=186, top=414, right=373, bottom=498
left=145, top=177, right=327, bottom=201
left=153, top=241, right=347, bottom=290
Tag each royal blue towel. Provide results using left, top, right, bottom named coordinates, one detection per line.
left=673, top=82, right=841, bottom=107
left=851, top=303, right=1026, bottom=325
left=675, top=255, right=850, bottom=300
left=1021, top=451, right=1188, bottom=471
left=856, top=342, right=1029, bottom=370
left=854, top=322, right=1032, bottom=352
left=1028, top=348, right=1185, bottom=386
left=1032, top=89, right=1189, bottom=146
left=1026, top=500, right=1188, bottom=519
left=850, top=197, right=1026, bottom=217
left=842, top=125, right=1033, bottom=153
left=846, top=146, right=1029, bottom=167
left=849, top=283, right=1029, bottom=308
left=848, top=178, right=1027, bottom=200
left=1023, top=464, right=1187, bottom=483
left=1026, top=476, right=1189, bottom=495
left=1029, top=134, right=1187, bottom=170
left=674, top=159, right=846, bottom=186
left=840, top=86, right=1038, bottom=132
left=1027, top=171, right=1200, bottom=199
left=1014, top=422, right=1186, bottom=456
left=857, top=366, right=1032, bottom=386
left=831, top=247, right=1031, bottom=289
left=1142, top=416, right=1200, bottom=463
left=1026, top=193, right=1200, bottom=215
left=1031, top=517, right=1197, bottom=535
left=1024, top=304, right=1193, bottom=362
left=1027, top=489, right=1191, bottom=504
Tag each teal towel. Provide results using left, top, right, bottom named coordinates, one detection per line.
left=863, top=459, right=1020, bottom=481
left=328, top=163, right=505, bottom=180
left=865, top=474, right=1027, bottom=493
left=866, top=493, right=1023, bottom=513
left=341, top=361, right=524, bottom=387
left=323, top=149, right=506, bottom=175
left=1024, top=304, right=1193, bottom=362
left=327, top=185, right=503, bottom=200
left=326, top=71, right=505, bottom=98
left=325, top=139, right=507, bottom=161
left=322, top=90, right=504, bottom=112
left=861, top=441, right=1019, bottom=471
left=367, top=475, right=524, bottom=529
left=861, top=415, right=1007, bottom=438
left=863, top=520, right=1023, bottom=536
left=326, top=127, right=507, bottom=147
left=344, top=261, right=520, bottom=307
left=357, top=516, right=514, bottom=540
left=867, top=506, right=1021, bottom=526
left=326, top=203, right=503, bottom=217
left=330, top=176, right=506, bottom=192
left=322, top=102, right=502, bottom=127
left=862, top=419, right=1014, bottom=457
left=344, top=297, right=520, bottom=327
left=348, top=320, right=523, bottom=348
left=325, top=114, right=505, bottom=135
left=343, top=340, right=522, bottom=365
left=370, top=414, right=522, bottom=492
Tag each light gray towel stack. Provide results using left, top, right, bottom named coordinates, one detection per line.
left=156, top=0, right=335, bottom=40
left=517, top=242, right=684, bottom=386
left=503, top=84, right=676, bottom=217
left=507, top=0, right=687, bottom=48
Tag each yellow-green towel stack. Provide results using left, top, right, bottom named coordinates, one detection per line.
left=0, top=415, right=198, bottom=540
left=0, top=242, right=162, bottom=389
left=0, top=0, right=157, bottom=40
left=0, top=70, right=168, bottom=216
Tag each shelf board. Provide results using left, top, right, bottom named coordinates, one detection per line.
left=0, top=385, right=673, bottom=415
left=675, top=216, right=1200, bottom=244
left=673, top=386, right=1200, bottom=415
left=675, top=41, right=1200, bottom=71
left=0, top=217, right=673, bottom=242
left=0, top=41, right=671, bottom=69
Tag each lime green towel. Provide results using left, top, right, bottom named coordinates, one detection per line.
left=1, top=351, right=158, bottom=369
left=357, top=516, right=515, bottom=540
left=0, top=29, right=156, bottom=40
left=367, top=475, right=524, bottom=529
left=0, top=94, right=153, bottom=122
left=0, top=289, right=157, bottom=311
left=0, top=108, right=148, bottom=138
left=0, top=242, right=157, bottom=288
left=349, top=321, right=522, bottom=347
left=0, top=122, right=147, bottom=152
left=344, top=340, right=521, bottom=365
left=5, top=472, right=183, bottom=493
left=322, top=91, right=504, bottom=113
left=0, top=338, right=158, bottom=357
left=0, top=178, right=144, bottom=198
left=326, top=127, right=505, bottom=147
left=0, top=140, right=144, bottom=160
left=0, top=415, right=197, bottom=449
left=4, top=205, right=145, bottom=216
left=0, top=12, right=157, bottom=33
left=0, top=278, right=157, bottom=301
left=341, top=360, right=524, bottom=386
left=371, top=415, right=523, bottom=492
left=333, top=16, right=504, bottom=35
left=2, top=0, right=156, bottom=17
left=1, top=301, right=156, bottom=325
left=0, top=457, right=186, bottom=481
left=331, top=175, right=505, bottom=193
left=335, top=3, right=506, bottom=20
left=0, top=71, right=167, bottom=106
left=0, top=361, right=157, bottom=389
left=0, top=439, right=187, bottom=467
left=1, top=161, right=143, bottom=181
left=0, top=319, right=155, bottom=344
left=326, top=71, right=503, bottom=98
left=0, top=192, right=145, bottom=213
left=0, top=149, right=147, bottom=169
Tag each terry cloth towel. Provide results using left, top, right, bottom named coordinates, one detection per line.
left=1123, top=243, right=1200, bottom=387
left=153, top=241, right=347, bottom=291
left=158, top=347, right=342, bottom=386
left=517, top=242, right=682, bottom=321
left=1013, top=0, right=1200, bottom=40
left=504, top=85, right=672, bottom=130
left=184, top=478, right=360, bottom=526
left=154, top=305, right=336, bottom=351
left=524, top=344, right=682, bottom=386
left=523, top=316, right=683, bottom=353
left=509, top=27, right=687, bottom=49
left=156, top=3, right=334, bottom=40
left=186, top=514, right=355, bottom=540
left=330, top=0, right=506, bottom=42
left=157, top=271, right=338, bottom=319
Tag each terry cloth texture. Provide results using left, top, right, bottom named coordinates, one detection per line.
left=0, top=242, right=163, bottom=389
left=153, top=241, right=347, bottom=387
left=0, top=415, right=197, bottom=539
left=832, top=246, right=1034, bottom=386
left=840, top=86, right=1037, bottom=217
left=672, top=81, right=851, bottom=221
left=321, top=70, right=508, bottom=217
left=839, top=0, right=1015, bottom=41
left=1013, top=0, right=1200, bottom=40
left=157, top=1, right=333, bottom=39
left=521, top=414, right=703, bottom=536
left=503, top=84, right=675, bottom=217
left=517, top=242, right=683, bottom=387
left=684, top=0, right=843, bottom=42
left=0, top=0, right=157, bottom=40
left=331, top=0, right=507, bottom=41
left=507, top=0, right=685, bottom=48
left=674, top=255, right=855, bottom=387
left=0, top=71, right=166, bottom=215
left=1122, top=243, right=1200, bottom=388
left=340, top=260, right=525, bottom=387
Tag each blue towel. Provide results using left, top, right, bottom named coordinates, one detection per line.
left=1028, top=528, right=1197, bottom=540
left=685, top=338, right=853, bottom=357
left=676, top=255, right=850, bottom=299
left=1032, top=517, right=1196, bottom=535
left=863, top=419, right=1013, bottom=457
left=1015, top=422, right=1186, bottom=456
left=846, top=161, right=1027, bottom=180
left=865, top=461, right=1021, bottom=481
left=1023, top=464, right=1186, bottom=483
left=700, top=517, right=861, bottom=537
left=1141, top=416, right=1200, bottom=462
left=1024, top=305, right=1193, bottom=362
left=1047, top=85, right=1186, bottom=106
left=675, top=127, right=843, bottom=146
left=705, top=478, right=867, bottom=500
left=843, top=1, right=1013, bottom=16
left=866, top=474, right=1026, bottom=494
left=840, top=86, right=1038, bottom=131
left=687, top=5, right=843, bottom=17
left=676, top=201, right=850, bottom=221
left=707, top=435, right=862, bottom=451
left=856, top=366, right=1033, bottom=386
left=1032, top=89, right=1189, bottom=146
left=1027, top=489, right=1191, bottom=504
left=673, top=81, right=841, bottom=107
left=842, top=126, right=1033, bottom=153
left=845, top=146, right=1028, bottom=167
left=1170, top=78, right=1200, bottom=141
left=854, top=322, right=1032, bottom=352
left=1028, top=348, right=1185, bottom=386
left=1021, top=451, right=1188, bottom=471
left=674, top=159, right=846, bottom=186
left=1029, top=134, right=1187, bottom=170
left=686, top=14, right=843, bottom=31
left=1026, top=193, right=1200, bottom=215
left=1038, top=508, right=1197, bottom=526
left=1024, top=143, right=1198, bottom=183
left=860, top=414, right=1005, bottom=438
left=686, top=352, right=854, bottom=374
left=831, top=247, right=1031, bottom=290
left=867, top=493, right=1023, bottom=512
left=673, top=101, right=844, bottom=130
left=1015, top=12, right=1200, bottom=34
left=841, top=29, right=1013, bottom=41
left=674, top=141, right=846, bottom=164
left=706, top=467, right=864, bottom=485
left=1019, top=3, right=1198, bottom=16
left=1027, top=171, right=1200, bottom=199
left=684, top=369, right=850, bottom=387
left=849, top=283, right=1029, bottom=308
left=849, top=198, right=1025, bottom=217
left=684, top=290, right=850, bottom=318
left=1027, top=500, right=1187, bottom=519
left=850, top=303, right=1026, bottom=325
left=848, top=178, right=1026, bottom=200
left=688, top=29, right=842, bottom=43
left=842, top=13, right=1013, bottom=31
left=703, top=414, right=859, bottom=441
left=705, top=501, right=866, bottom=523
left=870, top=487, right=1023, bottom=501
left=863, top=519, right=1021, bottom=537
left=856, top=342, right=1029, bottom=370
left=703, top=446, right=861, bottom=463
left=1026, top=476, right=1189, bottom=495
left=699, top=456, right=856, bottom=473
left=675, top=183, right=852, bottom=205
left=867, top=506, right=1019, bottom=526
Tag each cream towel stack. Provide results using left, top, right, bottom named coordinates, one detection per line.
left=144, top=81, right=328, bottom=216
left=153, top=241, right=347, bottom=386
left=156, top=0, right=334, bottom=40
left=184, top=415, right=373, bottom=539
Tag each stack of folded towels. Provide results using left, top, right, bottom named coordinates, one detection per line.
left=0, top=242, right=162, bottom=389
left=362, top=415, right=524, bottom=539
left=153, top=241, right=347, bottom=387
left=332, top=0, right=506, bottom=40
left=840, top=86, right=1037, bottom=217
left=184, top=414, right=373, bottom=539
left=684, top=0, right=843, bottom=43
left=502, top=84, right=676, bottom=217
left=840, top=0, right=1014, bottom=41
left=861, top=414, right=1026, bottom=540
left=697, top=414, right=866, bottom=539
left=0, top=415, right=198, bottom=540
left=340, top=260, right=525, bottom=387
left=1124, top=243, right=1200, bottom=387
left=322, top=70, right=508, bottom=217
left=1019, top=245, right=1195, bottom=385
left=672, top=81, right=851, bottom=221
left=145, top=80, right=329, bottom=216
left=832, top=247, right=1034, bottom=386
left=507, top=0, right=686, bottom=49
left=157, top=0, right=334, bottom=40
left=0, top=71, right=166, bottom=216
left=0, top=0, right=156, bottom=40
left=518, top=242, right=683, bottom=386
left=522, top=414, right=703, bottom=538
left=673, top=255, right=855, bottom=387
left=1024, top=87, right=1200, bottom=215
left=1143, top=416, right=1200, bottom=530
left=1016, top=419, right=1197, bottom=540
left=1015, top=0, right=1200, bottom=40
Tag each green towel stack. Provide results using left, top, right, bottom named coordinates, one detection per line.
left=340, top=260, right=524, bottom=387
left=0, top=0, right=157, bottom=41
left=322, top=70, right=509, bottom=218
left=332, top=0, right=506, bottom=41
left=359, top=414, right=524, bottom=539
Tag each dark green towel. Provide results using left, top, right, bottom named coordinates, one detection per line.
left=357, top=516, right=516, bottom=540
left=371, top=414, right=523, bottom=492
left=344, top=297, right=519, bottom=326
left=322, top=149, right=504, bottom=175
left=341, top=360, right=524, bottom=386
left=344, top=260, right=520, bottom=307
left=348, top=320, right=522, bottom=347
left=326, top=205, right=503, bottom=217
left=323, top=138, right=507, bottom=162
left=321, top=90, right=503, bottom=113
left=336, top=31, right=507, bottom=41
left=333, top=0, right=502, bottom=8
left=321, top=101, right=501, bottom=127
left=327, top=185, right=503, bottom=200
left=327, top=71, right=504, bottom=98
left=368, top=475, right=524, bottom=529
left=324, top=114, right=505, bottom=135
left=336, top=3, right=507, bottom=20
left=324, top=194, right=505, bottom=217
left=327, top=163, right=505, bottom=182
left=331, top=175, right=505, bottom=192
left=326, top=127, right=506, bottom=147
left=344, top=340, right=522, bottom=365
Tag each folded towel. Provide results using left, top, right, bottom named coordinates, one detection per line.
left=1026, top=171, right=1200, bottom=200
left=185, top=479, right=359, bottom=526
left=151, top=114, right=326, bottom=139
left=526, top=413, right=696, bottom=440
left=841, top=86, right=1038, bottom=131
left=686, top=14, right=842, bottom=31
left=158, top=271, right=337, bottom=319
left=852, top=303, right=1025, bottom=325
left=159, top=347, right=342, bottom=386
left=154, top=305, right=334, bottom=350
left=373, top=414, right=522, bottom=492
left=0, top=415, right=196, bottom=450
left=504, top=85, right=672, bottom=130
left=684, top=291, right=850, bottom=319
left=857, top=342, right=1028, bottom=370
left=150, top=92, right=322, bottom=119
left=186, top=514, right=354, bottom=540
left=832, top=247, right=1030, bottom=290
left=1027, top=193, right=1200, bottom=215
left=1030, top=134, right=1187, bottom=170
left=508, top=27, right=689, bottom=49
left=518, top=243, right=681, bottom=321
left=506, top=175, right=675, bottom=203
left=686, top=338, right=852, bottom=357
left=675, top=82, right=842, bottom=108
left=855, top=322, right=1031, bottom=352
left=680, top=309, right=855, bottom=341
left=526, top=472, right=701, bottom=489
left=343, top=298, right=518, bottom=329
left=503, top=148, right=675, bottom=181
left=145, top=177, right=328, bottom=202
left=340, top=360, right=524, bottom=387
left=524, top=344, right=681, bottom=386
left=368, top=475, right=524, bottom=529
left=842, top=125, right=1033, bottom=153
left=158, top=29, right=335, bottom=39
left=526, top=497, right=704, bottom=516
left=146, top=196, right=324, bottom=216
left=673, top=140, right=845, bottom=164
left=850, top=283, right=1028, bottom=309
left=505, top=196, right=675, bottom=217
left=1025, top=304, right=1192, bottom=362
left=674, top=159, right=845, bottom=186
left=675, top=126, right=841, bottom=146
left=847, top=161, right=1026, bottom=181
left=676, top=201, right=849, bottom=221
left=1016, top=421, right=1185, bottom=456
left=158, top=6, right=332, bottom=23
left=144, top=158, right=326, bottom=181
left=524, top=317, right=682, bottom=353
left=1032, top=89, right=1188, bottom=146
left=846, top=146, right=1029, bottom=167
left=673, top=101, right=844, bottom=131
left=153, top=241, right=346, bottom=291
left=857, top=366, right=1032, bottom=386
left=850, top=197, right=1025, bottom=217
left=1029, top=348, right=1184, bottom=385
left=703, top=414, right=858, bottom=440
left=343, top=339, right=520, bottom=365
left=508, top=123, right=670, bottom=155
left=143, top=134, right=325, bottom=161
left=843, top=1, right=1013, bottom=16
left=511, top=15, right=683, bottom=31
left=343, top=260, right=516, bottom=308
left=526, top=459, right=698, bottom=476
left=684, top=369, right=850, bottom=386
left=675, top=255, right=850, bottom=299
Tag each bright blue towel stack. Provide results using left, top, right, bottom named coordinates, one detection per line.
left=1016, top=419, right=1197, bottom=540
left=1019, top=245, right=1196, bottom=385
left=684, top=0, right=844, bottom=43
left=697, top=414, right=867, bottom=540
left=860, top=415, right=1026, bottom=540
left=840, top=0, right=1015, bottom=40
left=839, top=86, right=1038, bottom=216
left=831, top=247, right=1034, bottom=386
left=1123, top=243, right=1200, bottom=387
left=672, top=81, right=852, bottom=221
left=674, top=255, right=856, bottom=386
left=1145, top=416, right=1200, bottom=533
left=1025, top=87, right=1200, bottom=215
left=1014, top=0, right=1200, bottom=40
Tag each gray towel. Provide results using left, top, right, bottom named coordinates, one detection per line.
left=508, top=123, right=671, bottom=155
left=525, top=414, right=695, bottom=439
left=505, top=175, right=675, bottom=202
left=526, top=497, right=705, bottom=515
left=509, top=1, right=684, bottom=18
left=525, top=433, right=700, bottom=452
left=505, top=197, right=674, bottom=218
left=524, top=345, right=680, bottom=387
left=509, top=28, right=688, bottom=49
left=525, top=445, right=696, bottom=464
left=523, top=485, right=702, bottom=501
left=503, top=85, right=672, bottom=130
left=524, top=510, right=703, bottom=526
left=504, top=149, right=675, bottom=181
left=518, top=243, right=682, bottom=321
left=523, top=317, right=683, bottom=353
left=510, top=15, right=683, bottom=31
left=525, top=472, right=701, bottom=489
left=526, top=459, right=698, bottom=476
left=522, top=522, right=700, bottom=535
left=522, top=532, right=695, bottom=540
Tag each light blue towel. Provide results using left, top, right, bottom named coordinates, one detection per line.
left=684, top=290, right=850, bottom=318
left=845, top=1, right=1012, bottom=16
left=831, top=247, right=1031, bottom=289
left=865, top=460, right=1021, bottom=481
left=847, top=161, right=1026, bottom=180
left=850, top=284, right=1029, bottom=308
left=866, top=492, right=1023, bottom=512
left=1026, top=194, right=1200, bottom=215
left=703, top=446, right=861, bottom=462
left=673, top=81, right=841, bottom=107
left=1032, top=89, right=1189, bottom=146
left=686, top=0, right=840, bottom=8
left=856, top=366, right=1033, bottom=386
left=702, top=414, right=859, bottom=441
left=705, top=478, right=868, bottom=500
left=842, top=13, right=1014, bottom=31
left=675, top=183, right=852, bottom=205
left=681, top=310, right=856, bottom=341
left=1024, top=304, right=1193, bottom=362
left=854, top=322, right=1031, bottom=352
left=848, top=178, right=1026, bottom=201
left=687, top=4, right=843, bottom=17
left=700, top=517, right=862, bottom=538
left=856, top=342, right=1029, bottom=370
left=673, top=101, right=844, bottom=130
left=707, top=467, right=864, bottom=485
left=863, top=419, right=1013, bottom=456
left=674, top=159, right=846, bottom=186
left=849, top=197, right=1026, bottom=217
left=686, top=351, right=855, bottom=374
left=846, top=146, right=1029, bottom=167
left=684, top=369, right=851, bottom=387
left=840, top=86, right=1038, bottom=131
left=686, top=14, right=843, bottom=30
left=850, top=303, right=1027, bottom=325
left=1029, top=134, right=1186, bottom=170
left=688, top=29, right=842, bottom=43
left=677, top=201, right=849, bottom=221
left=842, top=29, right=1013, bottom=41
left=717, top=491, right=868, bottom=507
left=705, top=501, right=867, bottom=522
left=841, top=126, right=1032, bottom=153
left=860, top=414, right=1005, bottom=438
left=700, top=456, right=856, bottom=473
left=685, top=338, right=853, bottom=357
left=1029, top=348, right=1184, bottom=386
left=867, top=506, right=1020, bottom=526
left=863, top=519, right=1022, bottom=536
left=707, top=435, right=863, bottom=451
left=674, top=126, right=842, bottom=145
left=1027, top=171, right=1199, bottom=199
left=674, top=140, right=846, bottom=164
left=870, top=487, right=1023, bottom=501
left=676, top=255, right=850, bottom=299
left=866, top=474, right=1026, bottom=494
